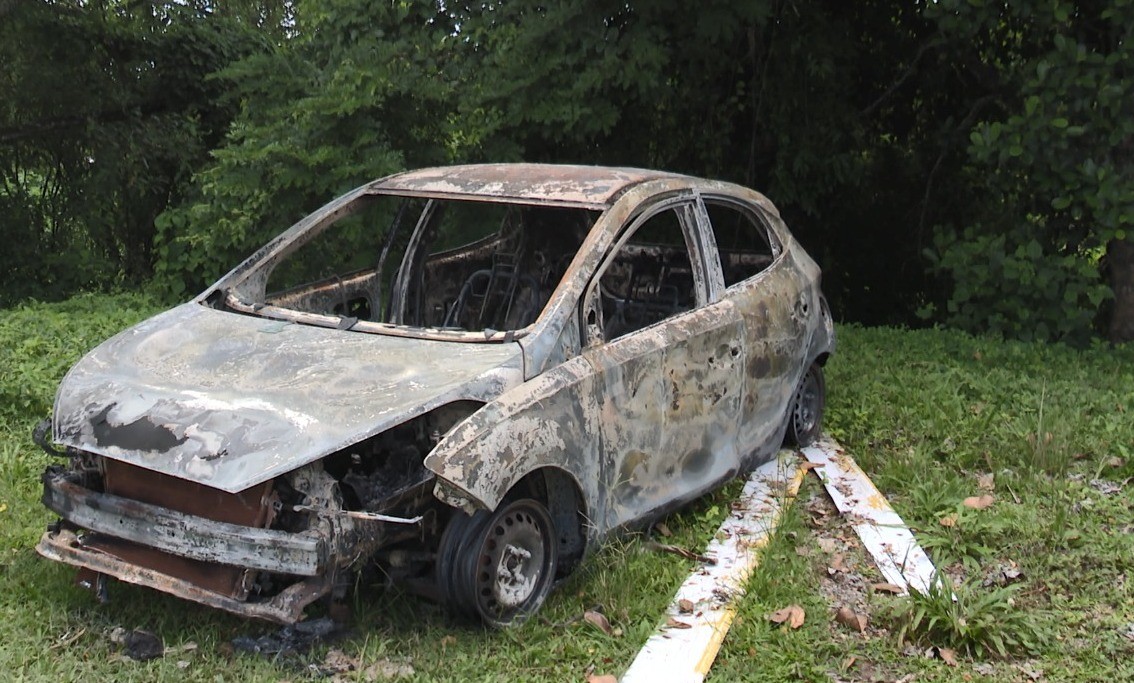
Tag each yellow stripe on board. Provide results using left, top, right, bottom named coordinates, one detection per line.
left=622, top=454, right=806, bottom=683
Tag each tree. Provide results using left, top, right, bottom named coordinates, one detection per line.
left=0, top=0, right=266, bottom=306
left=153, top=0, right=458, bottom=296
left=921, top=0, right=1134, bottom=344
left=448, top=0, right=944, bottom=325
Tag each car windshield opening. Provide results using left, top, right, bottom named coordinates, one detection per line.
left=254, top=194, right=598, bottom=334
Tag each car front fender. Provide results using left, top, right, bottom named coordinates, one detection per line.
left=424, top=354, right=601, bottom=516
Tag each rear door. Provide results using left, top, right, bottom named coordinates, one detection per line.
left=699, top=195, right=809, bottom=458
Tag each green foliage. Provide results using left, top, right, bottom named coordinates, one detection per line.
left=6, top=0, right=1134, bottom=341
left=919, top=508, right=1008, bottom=573
left=0, top=1, right=267, bottom=307
left=152, top=0, right=948, bottom=327
left=0, top=302, right=1131, bottom=679
left=824, top=323, right=1134, bottom=480
left=890, top=576, right=1048, bottom=659
left=152, top=1, right=458, bottom=297
left=922, top=0, right=1134, bottom=343
left=0, top=293, right=161, bottom=425
left=927, top=224, right=1109, bottom=343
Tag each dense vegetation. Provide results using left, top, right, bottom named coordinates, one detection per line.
left=2, top=0, right=1132, bottom=343
left=1, top=295, right=1130, bottom=680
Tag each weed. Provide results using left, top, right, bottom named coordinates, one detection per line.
left=890, top=575, right=1048, bottom=659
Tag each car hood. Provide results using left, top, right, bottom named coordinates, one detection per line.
left=53, top=303, right=523, bottom=493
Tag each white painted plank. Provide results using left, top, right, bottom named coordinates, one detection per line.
left=801, top=438, right=938, bottom=596
left=620, top=453, right=805, bottom=683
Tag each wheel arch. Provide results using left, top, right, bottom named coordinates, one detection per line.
left=508, top=466, right=589, bottom=574
left=425, top=354, right=602, bottom=523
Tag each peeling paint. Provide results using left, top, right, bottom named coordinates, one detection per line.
left=36, top=164, right=834, bottom=625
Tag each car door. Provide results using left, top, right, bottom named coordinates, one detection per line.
left=699, top=195, right=810, bottom=460
left=579, top=195, right=745, bottom=530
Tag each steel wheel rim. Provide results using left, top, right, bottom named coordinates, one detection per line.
left=474, top=503, right=551, bottom=618
left=793, top=369, right=820, bottom=437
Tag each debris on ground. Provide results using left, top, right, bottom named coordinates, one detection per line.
left=982, top=560, right=1024, bottom=587
left=109, top=627, right=164, bottom=661
left=317, top=648, right=415, bottom=681
left=645, top=540, right=716, bottom=564
left=231, top=617, right=342, bottom=657
left=1089, top=479, right=1125, bottom=495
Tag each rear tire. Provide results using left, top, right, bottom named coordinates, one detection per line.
left=785, top=362, right=825, bottom=447
left=437, top=498, right=558, bottom=627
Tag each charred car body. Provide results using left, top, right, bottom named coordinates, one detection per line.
left=36, top=164, right=834, bottom=626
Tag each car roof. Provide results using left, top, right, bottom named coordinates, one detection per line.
left=368, top=163, right=690, bottom=208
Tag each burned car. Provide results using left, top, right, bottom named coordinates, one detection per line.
left=35, top=164, right=834, bottom=627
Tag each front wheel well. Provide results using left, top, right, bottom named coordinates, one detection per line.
left=508, top=467, right=588, bottom=575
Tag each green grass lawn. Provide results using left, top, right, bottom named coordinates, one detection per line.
left=1, top=295, right=1131, bottom=682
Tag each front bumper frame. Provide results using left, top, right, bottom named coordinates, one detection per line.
left=36, top=527, right=332, bottom=623
left=40, top=471, right=327, bottom=576
left=36, top=468, right=337, bottom=623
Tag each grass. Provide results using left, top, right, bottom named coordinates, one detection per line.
left=2, top=297, right=1133, bottom=681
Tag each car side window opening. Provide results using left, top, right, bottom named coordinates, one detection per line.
left=261, top=194, right=596, bottom=333
left=595, top=203, right=702, bottom=341
left=703, top=198, right=781, bottom=288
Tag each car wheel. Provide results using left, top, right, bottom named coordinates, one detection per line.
left=785, top=362, right=825, bottom=447
left=437, top=498, right=558, bottom=627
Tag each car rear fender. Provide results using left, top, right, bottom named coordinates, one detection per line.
left=424, top=355, right=601, bottom=518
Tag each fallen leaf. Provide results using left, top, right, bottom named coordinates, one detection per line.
left=769, top=605, right=805, bottom=629
left=800, top=461, right=824, bottom=472
left=817, top=537, right=838, bottom=554
left=938, top=647, right=958, bottom=667
left=871, top=582, right=904, bottom=594
left=834, top=606, right=868, bottom=633
left=677, top=599, right=695, bottom=614
left=584, top=610, right=613, bottom=636
left=977, top=473, right=995, bottom=491
left=939, top=513, right=958, bottom=528
left=842, top=655, right=857, bottom=671
left=1107, top=456, right=1125, bottom=468
left=586, top=675, right=618, bottom=683
left=439, top=635, right=456, bottom=649
left=829, top=553, right=847, bottom=573
left=963, top=494, right=995, bottom=510
left=666, top=617, right=692, bottom=629
left=654, top=521, right=673, bottom=537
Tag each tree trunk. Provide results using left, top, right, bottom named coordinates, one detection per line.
left=1108, top=235, right=1134, bottom=344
